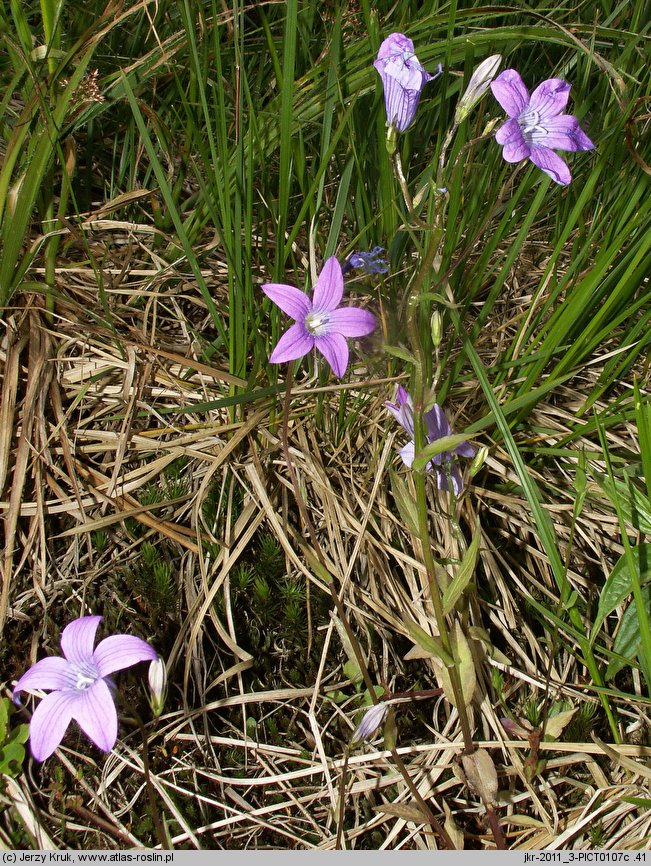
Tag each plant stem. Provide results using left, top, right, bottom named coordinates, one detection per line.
left=133, top=710, right=169, bottom=850
left=279, top=363, right=453, bottom=847
left=404, top=220, right=475, bottom=754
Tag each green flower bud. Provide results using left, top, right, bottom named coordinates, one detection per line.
left=148, top=657, right=167, bottom=718
left=430, top=310, right=442, bottom=347
left=469, top=445, right=488, bottom=477
left=454, top=55, right=502, bottom=124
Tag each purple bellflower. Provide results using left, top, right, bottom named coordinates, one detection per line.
left=490, top=69, right=594, bottom=185
left=262, top=256, right=375, bottom=378
left=385, top=386, right=475, bottom=495
left=374, top=33, right=440, bottom=133
left=13, top=616, right=158, bottom=761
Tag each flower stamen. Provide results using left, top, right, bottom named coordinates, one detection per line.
left=305, top=310, right=330, bottom=337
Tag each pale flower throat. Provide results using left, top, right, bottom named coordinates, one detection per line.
left=518, top=108, right=543, bottom=142
left=69, top=660, right=100, bottom=691
left=305, top=310, right=330, bottom=337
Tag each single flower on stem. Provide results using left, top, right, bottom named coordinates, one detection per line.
left=262, top=256, right=375, bottom=378
left=374, top=33, right=441, bottom=134
left=385, top=386, right=475, bottom=494
left=490, top=69, right=594, bottom=185
left=352, top=702, right=389, bottom=744
left=13, top=616, right=158, bottom=761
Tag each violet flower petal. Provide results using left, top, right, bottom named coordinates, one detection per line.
left=386, top=387, right=474, bottom=490
left=262, top=283, right=312, bottom=320
left=570, top=126, right=594, bottom=151
left=13, top=657, right=72, bottom=700
left=385, top=388, right=415, bottom=437
left=492, top=69, right=593, bottom=185
left=375, top=32, right=414, bottom=62
left=28, top=690, right=78, bottom=761
left=93, top=635, right=159, bottom=678
left=311, top=257, right=344, bottom=311
left=315, top=333, right=349, bottom=379
left=529, top=145, right=571, bottom=185
left=425, top=404, right=451, bottom=439
left=495, top=117, right=523, bottom=146
left=60, top=615, right=103, bottom=666
left=490, top=69, right=530, bottom=117
left=384, top=401, right=402, bottom=425
left=396, top=385, right=410, bottom=405
left=73, top=679, right=118, bottom=752
left=268, top=321, right=314, bottom=364
left=528, top=114, right=581, bottom=151
left=399, top=441, right=416, bottom=467
left=381, top=76, right=423, bottom=132
left=346, top=247, right=388, bottom=275
left=454, top=440, right=477, bottom=459
left=528, top=78, right=571, bottom=117
left=327, top=307, right=376, bottom=337
left=352, top=702, right=389, bottom=743
left=449, top=464, right=464, bottom=496
left=502, top=138, right=531, bottom=163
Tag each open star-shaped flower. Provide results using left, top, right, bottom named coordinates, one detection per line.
left=262, top=256, right=375, bottom=378
left=490, top=69, right=594, bottom=185
left=385, top=386, right=475, bottom=494
left=374, top=33, right=439, bottom=133
left=13, top=616, right=158, bottom=761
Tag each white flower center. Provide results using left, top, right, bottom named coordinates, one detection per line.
left=518, top=108, right=543, bottom=142
left=305, top=310, right=330, bottom=337
left=70, top=661, right=99, bottom=691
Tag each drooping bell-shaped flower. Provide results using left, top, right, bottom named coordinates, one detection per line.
left=385, top=386, right=475, bottom=494
left=374, top=33, right=440, bottom=133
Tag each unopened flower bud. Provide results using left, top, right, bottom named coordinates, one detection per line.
left=469, top=445, right=488, bottom=477
left=352, top=702, right=389, bottom=744
left=430, top=310, right=442, bottom=347
left=148, top=657, right=167, bottom=718
left=454, top=54, right=502, bottom=124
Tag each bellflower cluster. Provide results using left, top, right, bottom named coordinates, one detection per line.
left=13, top=616, right=158, bottom=761
left=491, top=69, right=594, bottom=185
left=342, top=246, right=389, bottom=276
left=374, top=33, right=440, bottom=133
left=385, top=387, right=475, bottom=495
left=262, top=256, right=375, bottom=378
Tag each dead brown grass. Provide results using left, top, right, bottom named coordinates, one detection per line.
left=1, top=229, right=651, bottom=850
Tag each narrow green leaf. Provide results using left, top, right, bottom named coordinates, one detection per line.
left=634, top=382, right=651, bottom=509
left=605, top=587, right=651, bottom=681
left=382, top=344, right=416, bottom=364
left=443, top=519, right=480, bottom=615
left=593, top=471, right=651, bottom=535
left=401, top=616, right=454, bottom=667
left=389, top=469, right=419, bottom=536
left=435, top=622, right=476, bottom=710
left=412, top=433, right=475, bottom=472
left=590, top=544, right=651, bottom=645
